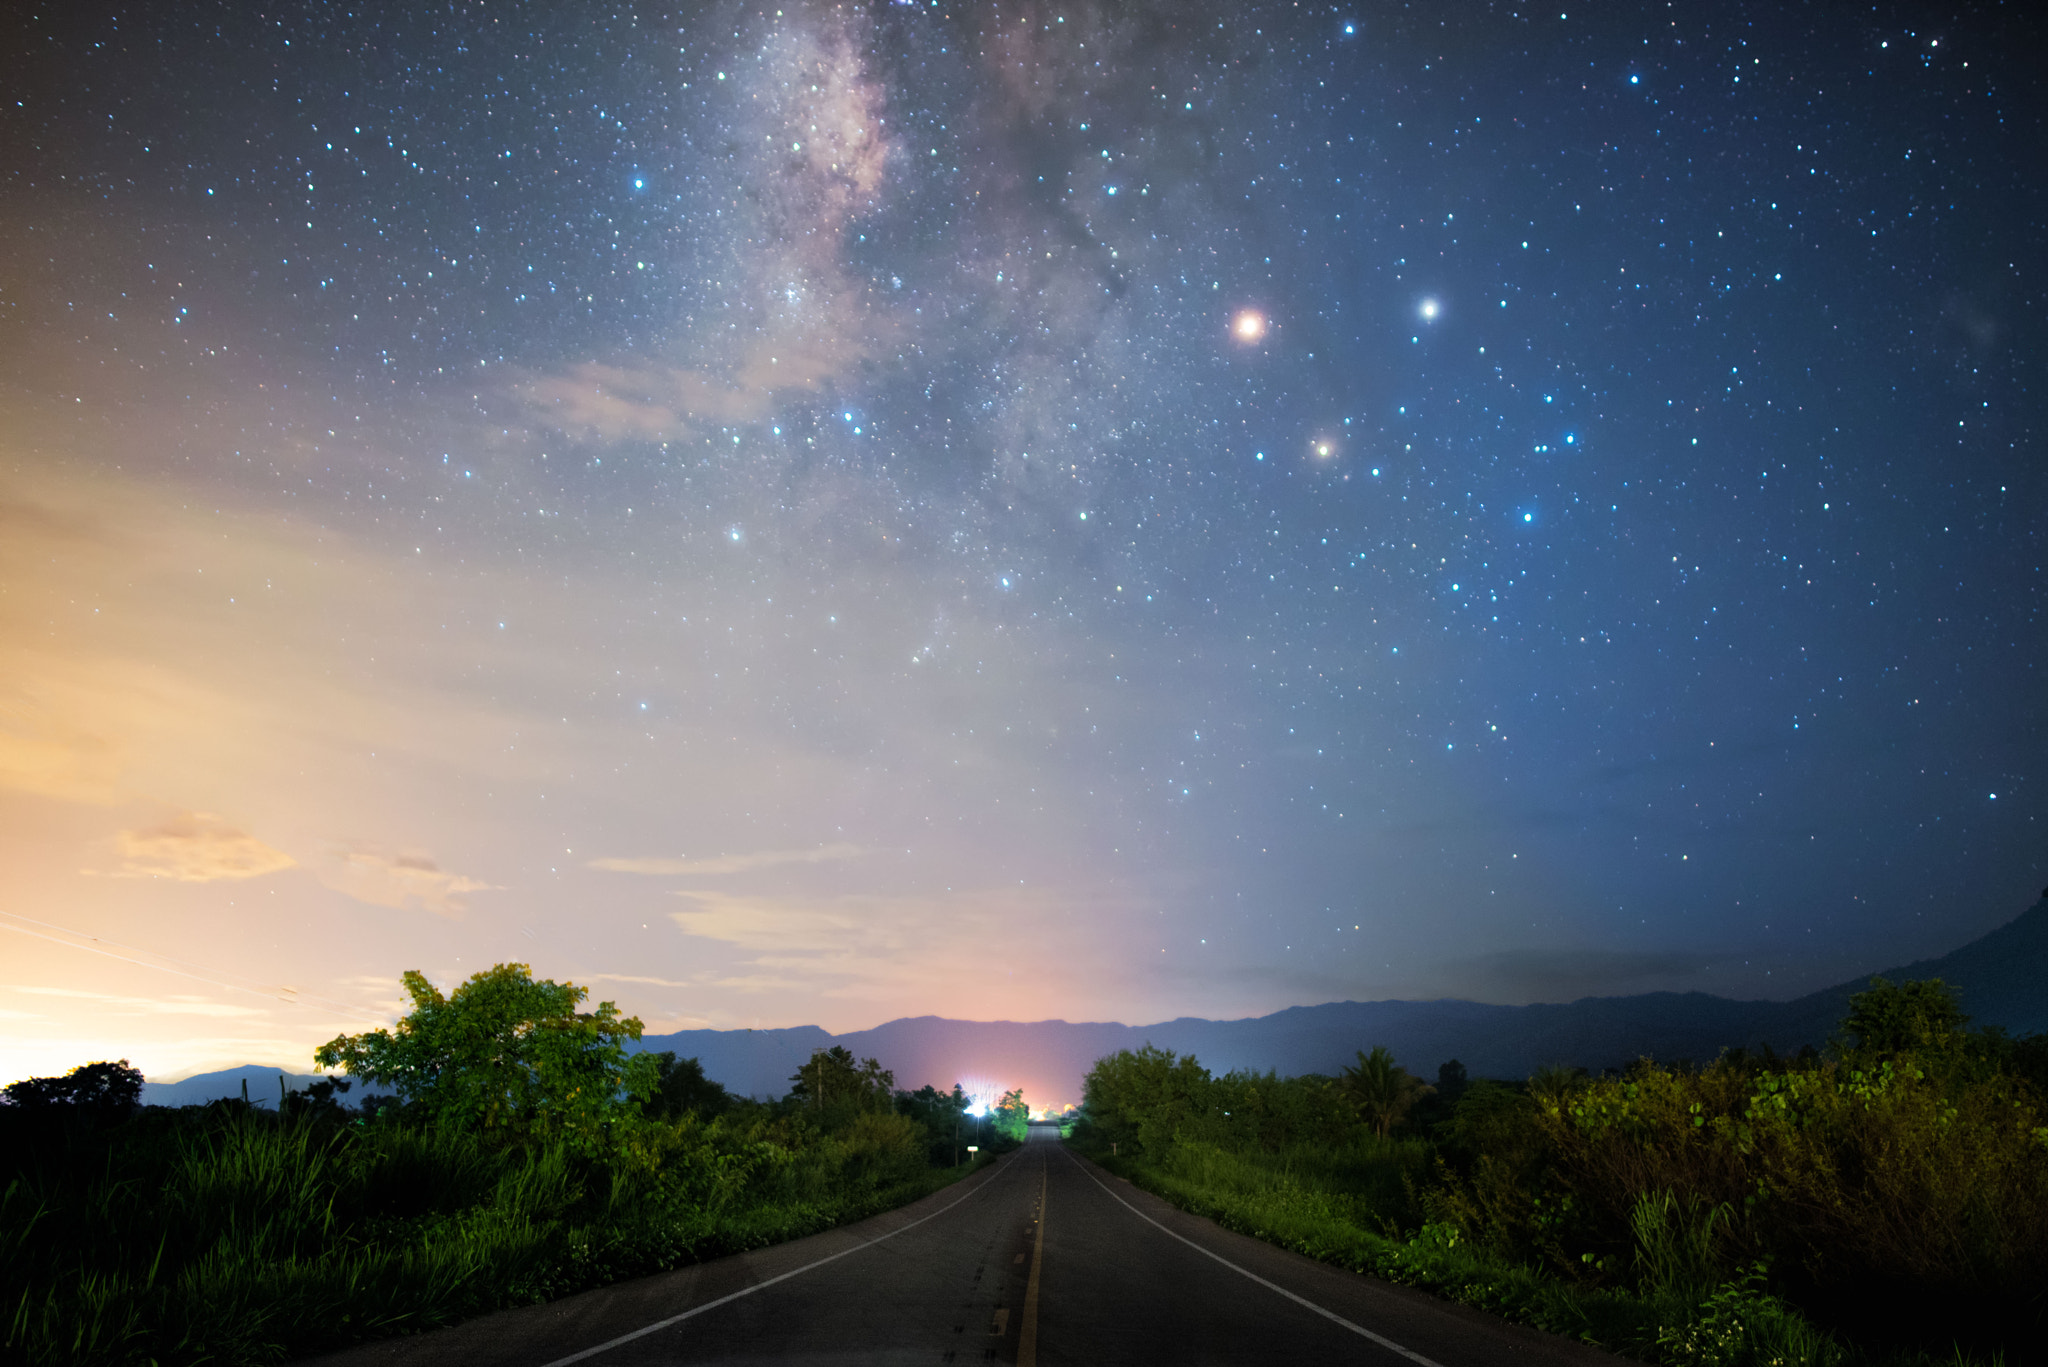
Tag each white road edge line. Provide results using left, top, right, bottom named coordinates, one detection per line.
left=1066, top=1150, right=1447, bottom=1367
left=536, top=1161, right=1006, bottom=1367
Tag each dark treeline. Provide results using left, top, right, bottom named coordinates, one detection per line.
left=0, top=964, right=1027, bottom=1365
left=1071, top=977, right=2048, bottom=1367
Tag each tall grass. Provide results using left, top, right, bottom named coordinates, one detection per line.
left=1, top=1102, right=974, bottom=1365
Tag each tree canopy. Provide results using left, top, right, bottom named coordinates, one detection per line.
left=787, top=1046, right=895, bottom=1115
left=1837, top=975, right=1971, bottom=1058
left=1339, top=1045, right=1433, bottom=1138
left=1, top=1059, right=143, bottom=1119
left=314, top=963, right=655, bottom=1149
left=992, top=1087, right=1030, bottom=1142
left=642, top=1051, right=731, bottom=1121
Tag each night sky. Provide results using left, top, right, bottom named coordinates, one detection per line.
left=2, top=0, right=2040, bottom=1093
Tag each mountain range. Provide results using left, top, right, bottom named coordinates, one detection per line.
left=145, top=894, right=2047, bottom=1111
left=634, top=893, right=2048, bottom=1108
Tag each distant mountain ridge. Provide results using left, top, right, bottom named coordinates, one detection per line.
left=637, top=894, right=2048, bottom=1106
left=139, top=1065, right=392, bottom=1109
left=143, top=895, right=2046, bottom=1110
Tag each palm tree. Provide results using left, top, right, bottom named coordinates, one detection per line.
left=1525, top=1062, right=1588, bottom=1108
left=1340, top=1046, right=1431, bottom=1138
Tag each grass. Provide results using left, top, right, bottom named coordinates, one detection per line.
left=1, top=1103, right=986, bottom=1365
left=1077, top=1135, right=2017, bottom=1367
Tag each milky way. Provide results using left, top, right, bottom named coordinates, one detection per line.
left=1, top=1, right=2039, bottom=1085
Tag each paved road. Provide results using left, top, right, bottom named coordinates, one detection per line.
left=306, top=1126, right=1626, bottom=1366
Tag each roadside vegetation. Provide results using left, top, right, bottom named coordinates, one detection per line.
left=1069, top=977, right=2048, bottom=1367
left=0, top=964, right=1019, bottom=1365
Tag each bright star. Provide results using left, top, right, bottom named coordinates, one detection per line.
left=1419, top=297, right=1440, bottom=320
left=1231, top=309, right=1267, bottom=342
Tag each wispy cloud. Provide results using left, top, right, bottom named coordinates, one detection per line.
left=521, top=333, right=865, bottom=442
left=592, top=842, right=863, bottom=877
left=663, top=883, right=1144, bottom=1018
left=316, top=846, right=499, bottom=917
left=106, top=812, right=296, bottom=882
left=8, top=985, right=272, bottom=1018
left=0, top=713, right=124, bottom=805
left=582, top=973, right=701, bottom=989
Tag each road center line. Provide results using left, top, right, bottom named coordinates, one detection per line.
left=1017, top=1159, right=1047, bottom=1367
left=536, top=1161, right=1008, bottom=1367
left=1063, top=1149, right=1447, bottom=1367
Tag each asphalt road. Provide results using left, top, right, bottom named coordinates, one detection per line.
left=305, top=1126, right=1627, bottom=1366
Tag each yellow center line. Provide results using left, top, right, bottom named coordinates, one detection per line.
left=1017, top=1161, right=1047, bottom=1367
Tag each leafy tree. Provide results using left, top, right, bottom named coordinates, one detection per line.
left=1079, top=1045, right=1212, bottom=1157
left=1340, top=1045, right=1433, bottom=1138
left=1837, top=975, right=1970, bottom=1058
left=314, top=963, right=656, bottom=1150
left=786, top=1046, right=895, bottom=1117
left=1435, top=1058, right=1470, bottom=1105
left=895, top=1083, right=973, bottom=1164
left=1, top=1059, right=143, bottom=1119
left=1206, top=1068, right=1355, bottom=1152
left=642, top=1052, right=730, bottom=1121
left=278, top=1076, right=354, bottom=1121
left=992, top=1087, right=1030, bottom=1143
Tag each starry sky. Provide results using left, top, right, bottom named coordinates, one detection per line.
left=2, top=0, right=2041, bottom=1087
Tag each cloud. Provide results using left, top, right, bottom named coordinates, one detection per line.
left=591, top=842, right=863, bottom=877
left=521, top=329, right=868, bottom=442
left=316, top=846, right=499, bottom=917
left=109, top=813, right=296, bottom=882
left=8, top=985, right=271, bottom=1018
left=582, top=973, right=701, bottom=989
left=0, top=719, right=124, bottom=805
left=662, top=882, right=1146, bottom=1017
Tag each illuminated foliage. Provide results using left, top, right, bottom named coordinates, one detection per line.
left=992, top=1087, right=1029, bottom=1143
left=314, top=963, right=656, bottom=1153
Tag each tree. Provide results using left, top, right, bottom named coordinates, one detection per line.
left=1, top=1059, right=143, bottom=1119
left=787, top=1046, right=895, bottom=1116
left=1080, top=1045, right=1212, bottom=1157
left=278, top=1076, right=354, bottom=1121
left=895, top=1083, right=972, bottom=1164
left=1838, top=976, right=1970, bottom=1059
left=992, top=1087, right=1030, bottom=1143
left=642, top=1052, right=730, bottom=1121
left=314, top=963, right=656, bottom=1149
left=1526, top=1062, right=1589, bottom=1107
left=1339, top=1046, right=1432, bottom=1138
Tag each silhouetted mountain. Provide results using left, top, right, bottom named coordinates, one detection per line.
left=142, top=897, right=2043, bottom=1110
left=639, top=894, right=2048, bottom=1104
left=141, top=1065, right=391, bottom=1108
